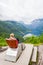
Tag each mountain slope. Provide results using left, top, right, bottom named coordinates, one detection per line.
left=26, top=19, right=43, bottom=35
left=0, top=18, right=43, bottom=37
left=0, top=20, right=29, bottom=37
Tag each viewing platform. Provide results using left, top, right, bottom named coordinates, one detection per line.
left=0, top=44, right=37, bottom=65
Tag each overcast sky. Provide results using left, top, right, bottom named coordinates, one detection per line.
left=0, top=0, right=43, bottom=24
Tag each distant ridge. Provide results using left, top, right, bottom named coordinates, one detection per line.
left=26, top=18, right=43, bottom=35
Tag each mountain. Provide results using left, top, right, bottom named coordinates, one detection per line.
left=0, top=18, right=43, bottom=38
left=26, top=19, right=43, bottom=35
left=0, top=20, right=29, bottom=37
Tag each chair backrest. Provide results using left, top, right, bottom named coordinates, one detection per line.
left=6, top=39, right=18, bottom=48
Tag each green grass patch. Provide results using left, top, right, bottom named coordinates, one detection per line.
left=24, top=34, right=43, bottom=46
left=0, top=37, right=7, bottom=46
left=0, top=42, right=7, bottom=46
left=0, top=33, right=43, bottom=46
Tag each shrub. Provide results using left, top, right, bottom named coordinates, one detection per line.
left=39, top=34, right=43, bottom=43
left=24, top=36, right=40, bottom=44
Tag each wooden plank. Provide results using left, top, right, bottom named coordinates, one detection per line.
left=31, top=47, right=37, bottom=62
left=16, top=44, right=33, bottom=65
left=0, top=44, right=33, bottom=65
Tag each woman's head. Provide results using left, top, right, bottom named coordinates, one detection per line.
left=10, top=33, right=14, bottom=38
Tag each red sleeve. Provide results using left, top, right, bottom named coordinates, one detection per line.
left=16, top=40, right=18, bottom=46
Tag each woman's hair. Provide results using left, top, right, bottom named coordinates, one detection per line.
left=10, top=33, right=14, bottom=37
left=16, top=38, right=19, bottom=42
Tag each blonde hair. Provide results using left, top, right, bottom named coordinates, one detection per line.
left=10, top=33, right=14, bottom=37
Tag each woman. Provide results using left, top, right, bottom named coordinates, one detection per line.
left=6, top=33, right=18, bottom=48
left=9, top=33, right=25, bottom=50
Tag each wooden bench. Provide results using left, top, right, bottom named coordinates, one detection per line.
left=16, top=44, right=33, bottom=65
left=0, top=44, right=33, bottom=65
left=31, top=47, right=37, bottom=62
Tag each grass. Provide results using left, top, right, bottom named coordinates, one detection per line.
left=24, top=34, right=43, bottom=46
left=0, top=40, right=42, bottom=47
left=0, top=42, right=7, bottom=46
left=0, top=42, right=42, bottom=47
left=0, top=33, right=43, bottom=46
left=0, top=37, right=7, bottom=46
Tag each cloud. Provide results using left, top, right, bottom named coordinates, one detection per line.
left=0, top=0, right=43, bottom=24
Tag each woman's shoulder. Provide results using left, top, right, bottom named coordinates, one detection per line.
left=9, top=37, right=16, bottom=40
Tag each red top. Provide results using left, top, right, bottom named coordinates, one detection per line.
left=6, top=39, right=18, bottom=48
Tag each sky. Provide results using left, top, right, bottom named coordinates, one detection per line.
left=0, top=0, right=43, bottom=24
